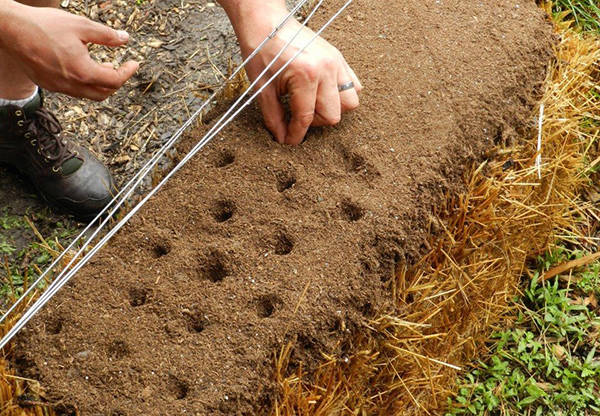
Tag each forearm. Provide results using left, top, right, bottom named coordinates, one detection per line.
left=217, top=0, right=286, bottom=21
left=0, top=1, right=24, bottom=49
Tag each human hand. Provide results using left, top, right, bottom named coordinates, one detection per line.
left=0, top=2, right=138, bottom=101
left=228, top=4, right=362, bottom=145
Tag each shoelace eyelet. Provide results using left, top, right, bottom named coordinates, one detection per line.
left=15, top=110, right=22, bottom=117
left=17, top=120, right=24, bottom=127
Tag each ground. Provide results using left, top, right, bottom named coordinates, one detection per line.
left=9, top=0, right=554, bottom=414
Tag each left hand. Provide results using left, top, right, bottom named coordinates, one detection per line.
left=230, top=6, right=363, bottom=145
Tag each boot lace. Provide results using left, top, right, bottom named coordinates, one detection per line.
left=27, top=108, right=76, bottom=170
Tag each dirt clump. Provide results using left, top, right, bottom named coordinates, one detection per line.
left=14, top=0, right=553, bottom=414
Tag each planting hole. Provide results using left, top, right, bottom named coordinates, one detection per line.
left=45, top=317, right=63, bottom=335
left=361, top=302, right=375, bottom=318
left=168, top=375, right=189, bottom=400
left=297, top=333, right=317, bottom=351
left=341, top=200, right=364, bottom=222
left=129, top=287, right=150, bottom=307
left=215, top=149, right=235, bottom=168
left=185, top=312, right=208, bottom=333
left=493, top=127, right=504, bottom=146
left=13, top=353, right=38, bottom=378
left=347, top=152, right=367, bottom=173
left=200, top=252, right=229, bottom=283
left=152, top=242, right=171, bottom=258
left=275, top=170, right=297, bottom=192
left=108, top=340, right=130, bottom=359
left=256, top=294, right=283, bottom=318
left=55, top=404, right=77, bottom=416
left=274, top=233, right=294, bottom=256
left=212, top=200, right=236, bottom=223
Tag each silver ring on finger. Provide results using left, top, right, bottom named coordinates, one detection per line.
left=338, top=81, right=355, bottom=92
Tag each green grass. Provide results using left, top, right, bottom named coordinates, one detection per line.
left=553, top=0, right=600, bottom=32
left=446, top=248, right=600, bottom=415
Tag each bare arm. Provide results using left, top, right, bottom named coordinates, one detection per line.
left=0, top=0, right=138, bottom=101
left=218, top=0, right=362, bottom=145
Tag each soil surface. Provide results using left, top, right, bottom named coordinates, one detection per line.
left=14, top=1, right=553, bottom=414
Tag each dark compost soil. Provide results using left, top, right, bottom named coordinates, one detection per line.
left=13, top=1, right=553, bottom=414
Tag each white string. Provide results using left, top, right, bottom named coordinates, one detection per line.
left=0, top=0, right=354, bottom=350
left=536, top=103, right=544, bottom=180
left=0, top=0, right=310, bottom=327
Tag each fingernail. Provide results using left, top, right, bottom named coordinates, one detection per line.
left=117, top=30, right=130, bottom=42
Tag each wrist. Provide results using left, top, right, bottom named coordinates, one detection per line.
left=218, top=0, right=288, bottom=53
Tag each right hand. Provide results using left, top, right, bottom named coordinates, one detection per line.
left=225, top=3, right=363, bottom=145
left=0, top=3, right=138, bottom=101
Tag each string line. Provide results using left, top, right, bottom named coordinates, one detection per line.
left=0, top=0, right=311, bottom=326
left=0, top=0, right=353, bottom=350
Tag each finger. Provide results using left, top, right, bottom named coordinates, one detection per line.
left=81, top=20, right=131, bottom=47
left=285, top=78, right=319, bottom=145
left=85, top=87, right=117, bottom=101
left=82, top=59, right=139, bottom=90
left=313, top=75, right=341, bottom=127
left=338, top=66, right=360, bottom=113
left=60, top=83, right=117, bottom=101
left=258, top=86, right=287, bottom=143
left=343, top=60, right=363, bottom=92
left=339, top=85, right=360, bottom=113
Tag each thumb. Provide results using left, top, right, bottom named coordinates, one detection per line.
left=81, top=20, right=130, bottom=47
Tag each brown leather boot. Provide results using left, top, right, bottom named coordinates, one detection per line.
left=0, top=91, right=116, bottom=221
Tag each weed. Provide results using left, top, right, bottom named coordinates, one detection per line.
left=447, top=250, right=600, bottom=415
left=0, top=215, right=78, bottom=308
left=0, top=208, right=26, bottom=230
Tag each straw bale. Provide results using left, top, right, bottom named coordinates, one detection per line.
left=273, top=11, right=600, bottom=416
